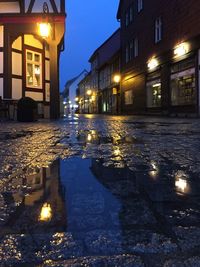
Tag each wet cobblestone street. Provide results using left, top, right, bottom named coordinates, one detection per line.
left=0, top=114, right=200, bottom=266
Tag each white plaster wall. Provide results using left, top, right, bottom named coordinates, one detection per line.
left=25, top=91, right=43, bottom=101
left=0, top=26, right=3, bottom=47
left=0, top=78, right=3, bottom=98
left=24, top=35, right=43, bottom=49
left=12, top=79, right=22, bottom=100
left=25, top=0, right=61, bottom=13
left=0, top=52, right=3, bottom=73
left=45, top=83, right=50, bottom=102
left=12, top=36, right=22, bottom=51
left=12, top=52, right=22, bottom=76
left=45, top=60, right=50, bottom=81
left=0, top=2, right=20, bottom=13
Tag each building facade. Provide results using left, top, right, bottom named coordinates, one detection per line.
left=61, top=70, right=88, bottom=116
left=78, top=29, right=121, bottom=115
left=0, top=0, right=66, bottom=119
left=117, top=0, right=200, bottom=116
left=78, top=72, right=92, bottom=114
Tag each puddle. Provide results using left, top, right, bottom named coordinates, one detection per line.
left=1, top=157, right=200, bottom=264
left=76, top=130, right=144, bottom=145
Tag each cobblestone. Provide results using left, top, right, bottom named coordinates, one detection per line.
left=0, top=115, right=200, bottom=266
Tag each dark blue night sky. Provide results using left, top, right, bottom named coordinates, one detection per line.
left=59, top=0, right=119, bottom=91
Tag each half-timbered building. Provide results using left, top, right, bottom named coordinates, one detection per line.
left=0, top=0, right=66, bottom=119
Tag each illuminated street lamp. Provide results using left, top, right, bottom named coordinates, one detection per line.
left=38, top=22, right=51, bottom=39
left=113, top=74, right=121, bottom=84
left=87, top=89, right=92, bottom=96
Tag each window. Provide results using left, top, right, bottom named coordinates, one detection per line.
left=26, top=50, right=42, bottom=88
left=125, top=5, right=134, bottom=27
left=126, top=44, right=129, bottom=63
left=134, top=38, right=139, bottom=57
left=125, top=90, right=133, bottom=105
left=125, top=38, right=139, bottom=63
left=171, top=68, right=196, bottom=106
left=129, top=6, right=134, bottom=23
left=138, top=0, right=143, bottom=12
left=155, top=17, right=162, bottom=43
left=147, top=81, right=162, bottom=108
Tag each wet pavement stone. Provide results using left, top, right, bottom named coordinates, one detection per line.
left=0, top=115, right=200, bottom=266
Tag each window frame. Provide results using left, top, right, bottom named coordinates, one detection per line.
left=26, top=49, right=43, bottom=89
left=155, top=17, right=162, bottom=43
left=137, top=0, right=143, bottom=13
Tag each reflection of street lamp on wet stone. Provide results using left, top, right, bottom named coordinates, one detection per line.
left=86, top=90, right=92, bottom=113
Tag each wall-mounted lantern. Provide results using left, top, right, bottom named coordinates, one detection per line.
left=113, top=74, right=121, bottom=84
left=174, top=42, right=189, bottom=58
left=38, top=22, right=51, bottom=39
left=38, top=2, right=52, bottom=39
left=147, top=58, right=159, bottom=71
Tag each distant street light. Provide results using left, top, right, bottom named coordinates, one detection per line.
left=87, top=89, right=92, bottom=96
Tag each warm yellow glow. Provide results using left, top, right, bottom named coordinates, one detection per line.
left=39, top=203, right=52, bottom=222
left=174, top=43, right=189, bottom=57
left=113, top=147, right=121, bottom=156
left=147, top=58, right=159, bottom=70
left=152, top=83, right=161, bottom=88
left=87, top=133, right=92, bottom=141
left=175, top=178, right=187, bottom=192
left=87, top=90, right=92, bottom=96
left=149, top=161, right=159, bottom=179
left=113, top=74, right=121, bottom=83
left=38, top=23, right=51, bottom=38
left=75, top=97, right=79, bottom=102
left=91, top=95, right=95, bottom=101
left=35, top=66, right=41, bottom=75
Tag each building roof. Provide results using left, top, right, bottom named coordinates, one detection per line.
left=61, top=69, right=88, bottom=97
left=89, top=28, right=120, bottom=69
left=117, top=0, right=123, bottom=20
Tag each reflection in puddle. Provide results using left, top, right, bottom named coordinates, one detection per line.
left=39, top=203, right=53, bottom=222
left=1, top=157, right=200, bottom=265
left=175, top=171, right=189, bottom=194
left=76, top=130, right=144, bottom=145
left=149, top=161, right=159, bottom=179
left=0, top=160, right=67, bottom=234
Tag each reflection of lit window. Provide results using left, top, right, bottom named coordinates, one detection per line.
left=87, top=133, right=92, bottom=142
left=39, top=203, right=52, bottom=222
left=175, top=170, right=189, bottom=194
left=149, top=161, right=159, bottom=179
left=175, top=178, right=187, bottom=193
left=26, top=50, right=42, bottom=88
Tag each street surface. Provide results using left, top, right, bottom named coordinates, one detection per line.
left=0, top=114, right=200, bottom=266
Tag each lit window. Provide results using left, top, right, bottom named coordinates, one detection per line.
left=147, top=80, right=162, bottom=107
left=155, top=17, right=162, bottom=43
left=26, top=50, right=42, bottom=88
left=138, top=0, right=143, bottom=12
